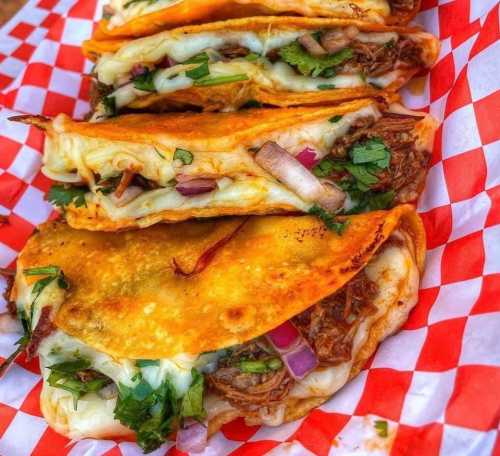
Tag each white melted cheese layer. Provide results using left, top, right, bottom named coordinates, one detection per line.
left=96, top=29, right=399, bottom=88
left=105, top=0, right=391, bottom=30
left=289, top=232, right=419, bottom=400
left=37, top=331, right=201, bottom=439
left=43, top=104, right=380, bottom=218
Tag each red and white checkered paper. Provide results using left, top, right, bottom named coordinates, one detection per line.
left=0, top=0, right=499, bottom=454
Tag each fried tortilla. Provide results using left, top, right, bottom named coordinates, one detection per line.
left=82, top=17, right=439, bottom=116
left=93, top=0, right=421, bottom=42
left=7, top=205, right=425, bottom=451
left=13, top=99, right=437, bottom=231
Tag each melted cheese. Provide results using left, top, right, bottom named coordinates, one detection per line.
left=96, top=29, right=401, bottom=92
left=43, top=105, right=380, bottom=219
left=289, top=233, right=419, bottom=399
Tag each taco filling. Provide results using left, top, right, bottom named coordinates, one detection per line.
left=4, top=211, right=421, bottom=453
left=91, top=23, right=432, bottom=118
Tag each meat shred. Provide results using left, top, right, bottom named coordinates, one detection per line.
left=208, top=342, right=292, bottom=411
left=26, top=306, right=55, bottom=360
left=391, top=0, right=416, bottom=12
left=330, top=112, right=430, bottom=203
left=219, top=45, right=250, bottom=60
left=293, top=271, right=378, bottom=365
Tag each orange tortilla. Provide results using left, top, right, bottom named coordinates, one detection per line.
left=82, top=17, right=439, bottom=111
left=14, top=205, right=425, bottom=360
left=91, top=0, right=422, bottom=42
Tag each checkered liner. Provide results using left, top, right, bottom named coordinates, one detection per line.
left=0, top=0, right=499, bottom=454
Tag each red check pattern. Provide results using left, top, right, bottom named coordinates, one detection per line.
left=0, top=1, right=499, bottom=455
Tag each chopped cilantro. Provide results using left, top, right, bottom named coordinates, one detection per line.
left=47, top=359, right=111, bottom=410
left=374, top=420, right=388, bottom=438
left=102, top=95, right=116, bottom=117
left=184, top=52, right=209, bottom=65
left=308, top=205, right=349, bottom=235
left=239, top=358, right=282, bottom=374
left=186, top=61, right=210, bottom=80
left=317, top=84, right=336, bottom=90
left=154, top=148, right=165, bottom=160
left=279, top=41, right=352, bottom=77
left=23, top=265, right=69, bottom=316
left=136, top=360, right=160, bottom=368
left=244, top=53, right=260, bottom=62
left=133, top=69, right=157, bottom=92
left=0, top=311, right=30, bottom=376
left=350, top=138, right=390, bottom=168
left=173, top=148, right=193, bottom=165
left=193, top=73, right=249, bottom=86
left=180, top=369, right=206, bottom=421
left=115, top=374, right=179, bottom=453
left=47, top=184, right=87, bottom=209
left=320, top=67, right=337, bottom=78
left=312, top=157, right=344, bottom=178
left=329, top=115, right=343, bottom=123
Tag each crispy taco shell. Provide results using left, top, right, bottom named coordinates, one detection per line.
left=83, top=17, right=439, bottom=112
left=15, top=205, right=425, bottom=440
left=92, top=0, right=421, bottom=42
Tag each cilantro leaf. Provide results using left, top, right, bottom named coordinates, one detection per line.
left=329, top=115, right=343, bottom=123
left=186, top=62, right=210, bottom=80
left=102, top=95, right=117, bottom=117
left=47, top=184, right=87, bottom=209
left=279, top=41, right=352, bottom=77
left=136, top=359, right=160, bottom=368
left=115, top=375, right=178, bottom=453
left=374, top=420, right=388, bottom=438
left=308, top=205, right=349, bottom=235
left=184, top=52, right=209, bottom=65
left=350, top=138, right=391, bottom=169
left=133, top=69, right=157, bottom=92
left=180, top=369, right=206, bottom=421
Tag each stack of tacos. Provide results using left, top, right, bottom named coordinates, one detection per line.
left=1, top=0, right=439, bottom=453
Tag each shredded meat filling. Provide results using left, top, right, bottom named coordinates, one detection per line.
left=330, top=112, right=430, bottom=203
left=348, top=38, right=424, bottom=77
left=219, top=45, right=250, bottom=60
left=26, top=306, right=55, bottom=361
left=208, top=342, right=293, bottom=411
left=293, top=271, right=378, bottom=365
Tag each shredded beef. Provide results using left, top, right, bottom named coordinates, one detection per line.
left=0, top=269, right=16, bottom=317
left=293, top=271, right=378, bottom=365
left=391, top=0, right=416, bottom=12
left=219, top=45, right=250, bottom=60
left=347, top=38, right=424, bottom=77
left=208, top=342, right=293, bottom=411
left=26, top=306, right=55, bottom=361
left=88, top=80, right=113, bottom=116
left=330, top=112, right=430, bottom=203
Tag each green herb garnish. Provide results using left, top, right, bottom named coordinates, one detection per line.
left=244, top=53, right=260, bottom=62
left=186, top=62, right=210, bottom=80
left=374, top=420, right=388, bottom=438
left=193, top=74, right=249, bottom=86
left=350, top=138, right=391, bottom=168
left=173, top=148, right=193, bottom=165
left=133, top=69, right=157, bottom=92
left=239, top=358, right=282, bottom=374
left=115, top=374, right=179, bottom=453
left=47, top=359, right=111, bottom=410
left=24, top=265, right=69, bottom=316
left=279, top=41, right=352, bottom=77
left=184, top=52, right=209, bottom=65
left=317, top=84, right=336, bottom=90
left=308, top=205, right=349, bottom=235
left=102, top=95, right=116, bottom=117
left=329, top=115, right=343, bottom=123
left=180, top=369, right=206, bottom=421
left=136, top=360, right=160, bottom=368
left=47, top=184, right=87, bottom=209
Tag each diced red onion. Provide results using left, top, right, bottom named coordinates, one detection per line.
left=283, top=343, right=319, bottom=380
left=176, top=420, right=208, bottom=453
left=109, top=186, right=144, bottom=207
left=176, top=178, right=217, bottom=196
left=296, top=147, right=319, bottom=169
left=255, top=141, right=345, bottom=212
left=131, top=64, right=148, bottom=78
left=266, top=321, right=300, bottom=352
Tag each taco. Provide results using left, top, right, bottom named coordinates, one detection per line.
left=93, top=0, right=421, bottom=41
left=82, top=17, right=439, bottom=117
left=2, top=205, right=424, bottom=453
left=12, top=99, right=437, bottom=231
